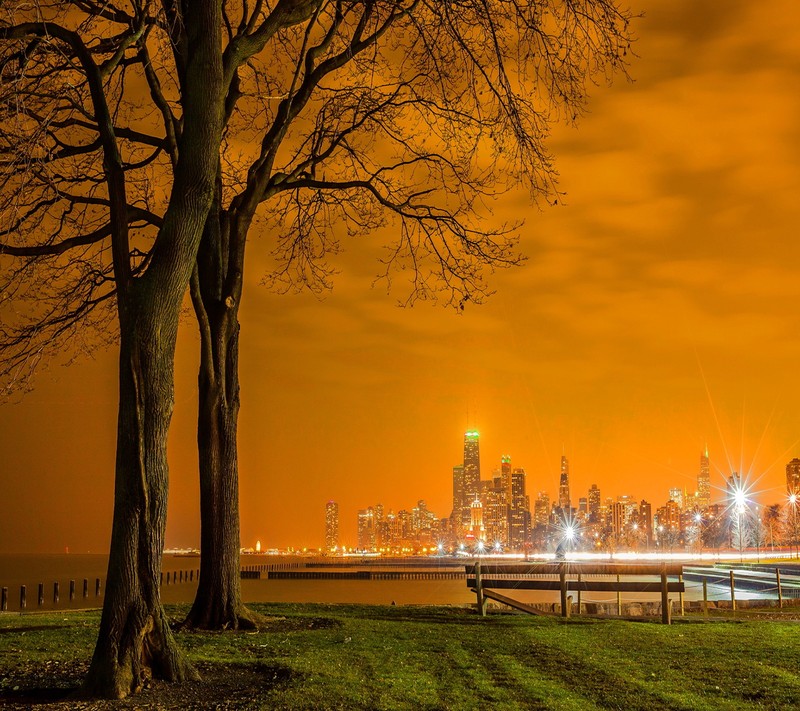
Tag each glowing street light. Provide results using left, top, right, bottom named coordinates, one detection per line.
left=731, top=483, right=749, bottom=562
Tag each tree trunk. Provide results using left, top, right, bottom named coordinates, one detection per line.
left=184, top=299, right=256, bottom=629
left=83, top=292, right=198, bottom=698
left=183, top=198, right=254, bottom=630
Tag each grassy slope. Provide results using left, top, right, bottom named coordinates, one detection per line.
left=2, top=604, right=800, bottom=710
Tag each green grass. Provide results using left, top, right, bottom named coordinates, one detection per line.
left=2, top=604, right=800, bottom=709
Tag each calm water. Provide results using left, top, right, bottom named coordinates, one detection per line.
left=0, top=554, right=477, bottom=612
left=2, top=554, right=745, bottom=614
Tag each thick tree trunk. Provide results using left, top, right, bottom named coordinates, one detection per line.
left=72, top=0, right=222, bottom=696
left=83, top=297, right=198, bottom=698
left=184, top=301, right=256, bottom=629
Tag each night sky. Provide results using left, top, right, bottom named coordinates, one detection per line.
left=1, top=0, right=799, bottom=553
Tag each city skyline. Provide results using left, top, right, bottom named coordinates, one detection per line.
left=1, top=1, right=800, bottom=554
left=325, top=431, right=800, bottom=551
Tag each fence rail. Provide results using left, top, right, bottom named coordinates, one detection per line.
left=5, top=563, right=800, bottom=614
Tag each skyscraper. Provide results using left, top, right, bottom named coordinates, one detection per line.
left=484, top=472, right=510, bottom=547
left=500, top=455, right=512, bottom=503
left=461, top=431, right=481, bottom=531
left=588, top=484, right=601, bottom=523
left=697, top=447, right=711, bottom=509
left=558, top=455, right=571, bottom=512
left=787, top=458, right=800, bottom=495
left=467, top=496, right=484, bottom=541
left=509, top=467, right=530, bottom=549
left=451, top=464, right=464, bottom=531
left=639, top=500, right=653, bottom=547
left=325, top=500, right=339, bottom=550
left=357, top=508, right=375, bottom=550
left=668, top=487, right=684, bottom=510
left=463, top=431, right=481, bottom=501
left=534, top=491, right=550, bottom=527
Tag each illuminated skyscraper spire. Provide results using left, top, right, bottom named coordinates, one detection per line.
left=559, top=455, right=571, bottom=511
left=451, top=431, right=482, bottom=535
left=463, top=431, right=481, bottom=503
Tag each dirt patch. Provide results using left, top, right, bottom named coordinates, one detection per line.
left=0, top=661, right=298, bottom=710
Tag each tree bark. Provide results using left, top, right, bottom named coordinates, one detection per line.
left=83, top=290, right=198, bottom=697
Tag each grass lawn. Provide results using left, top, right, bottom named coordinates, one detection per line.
left=1, top=603, right=800, bottom=709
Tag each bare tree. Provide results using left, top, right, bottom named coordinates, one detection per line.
left=3, top=0, right=239, bottom=697
left=186, top=0, right=635, bottom=630
left=1, top=0, right=634, bottom=693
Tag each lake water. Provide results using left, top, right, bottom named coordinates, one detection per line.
left=0, top=554, right=479, bottom=612
left=0, top=553, right=771, bottom=614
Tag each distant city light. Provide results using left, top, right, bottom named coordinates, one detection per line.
left=331, top=439, right=798, bottom=558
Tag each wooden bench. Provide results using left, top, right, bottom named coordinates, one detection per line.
left=465, top=561, right=685, bottom=624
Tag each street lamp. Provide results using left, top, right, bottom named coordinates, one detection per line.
left=789, top=494, right=798, bottom=559
left=733, top=489, right=747, bottom=563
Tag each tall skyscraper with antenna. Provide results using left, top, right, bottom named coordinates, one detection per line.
left=559, top=455, right=571, bottom=512
left=452, top=431, right=481, bottom=535
left=697, top=447, right=711, bottom=509
left=463, top=430, right=481, bottom=505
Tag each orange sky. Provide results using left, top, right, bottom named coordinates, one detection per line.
left=2, top=0, right=800, bottom=553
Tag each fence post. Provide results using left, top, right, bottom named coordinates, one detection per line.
left=559, top=565, right=569, bottom=618
left=729, top=570, right=736, bottom=614
left=474, top=560, right=486, bottom=617
left=38, top=583, right=44, bottom=607
left=703, top=578, right=709, bottom=617
left=95, top=578, right=101, bottom=597
left=20, top=585, right=26, bottom=610
left=660, top=564, right=670, bottom=625
left=679, top=573, right=685, bottom=616
left=69, top=580, right=75, bottom=602
left=777, top=568, right=783, bottom=609
left=53, top=581, right=59, bottom=604
left=83, top=579, right=89, bottom=598
left=1, top=587, right=7, bottom=612
left=616, top=574, right=622, bottom=616
left=577, top=572, right=582, bottom=615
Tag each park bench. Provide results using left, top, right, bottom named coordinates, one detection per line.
left=465, top=561, right=684, bottom=624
